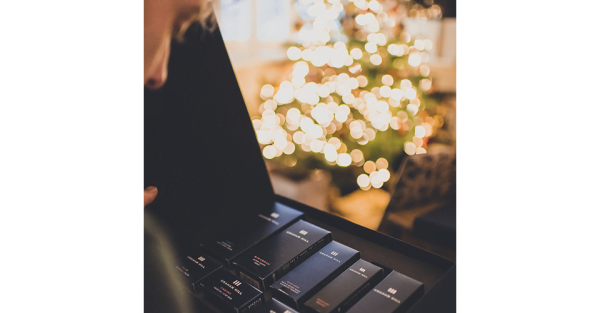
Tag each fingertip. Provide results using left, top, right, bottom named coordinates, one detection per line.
left=144, top=186, right=158, bottom=207
left=145, top=186, right=158, bottom=193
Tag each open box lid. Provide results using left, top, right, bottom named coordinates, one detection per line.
left=144, top=22, right=276, bottom=247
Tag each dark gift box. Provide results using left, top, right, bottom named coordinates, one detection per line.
left=271, top=241, right=360, bottom=309
left=175, top=249, right=222, bottom=294
left=233, top=220, right=332, bottom=291
left=304, top=259, right=384, bottom=313
left=201, top=202, right=304, bottom=267
left=198, top=268, right=264, bottom=313
left=345, top=270, right=424, bottom=313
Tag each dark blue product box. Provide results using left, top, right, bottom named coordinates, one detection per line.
left=198, top=268, right=264, bottom=313
left=201, top=203, right=304, bottom=267
left=345, top=270, right=424, bottom=313
left=233, top=220, right=332, bottom=291
left=175, top=249, right=222, bottom=293
left=271, top=241, right=360, bottom=309
left=304, top=259, right=384, bottom=313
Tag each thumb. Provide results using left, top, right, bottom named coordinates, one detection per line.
left=144, top=186, right=158, bottom=207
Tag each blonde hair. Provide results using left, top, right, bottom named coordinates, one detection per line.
left=197, top=0, right=217, bottom=31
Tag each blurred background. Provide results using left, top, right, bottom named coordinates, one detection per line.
left=215, top=0, right=456, bottom=260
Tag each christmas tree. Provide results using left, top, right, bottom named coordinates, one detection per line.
left=252, top=0, right=444, bottom=194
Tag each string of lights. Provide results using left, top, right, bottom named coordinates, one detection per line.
left=252, top=0, right=444, bottom=191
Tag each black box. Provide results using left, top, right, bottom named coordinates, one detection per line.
left=175, top=248, right=222, bottom=293
left=198, top=268, right=264, bottom=313
left=345, top=270, right=424, bottom=313
left=201, top=203, right=304, bottom=267
left=255, top=299, right=299, bottom=313
left=304, top=259, right=384, bottom=313
left=271, top=241, right=360, bottom=309
left=233, top=220, right=332, bottom=291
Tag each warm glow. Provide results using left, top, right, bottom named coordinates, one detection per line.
left=365, top=42, right=377, bottom=53
left=364, top=160, right=376, bottom=174
left=405, top=88, right=417, bottom=100
left=252, top=119, right=262, bottom=130
left=367, top=33, right=379, bottom=44
left=419, top=65, right=430, bottom=77
left=390, top=88, right=404, bottom=100
left=414, top=125, right=426, bottom=138
left=404, top=142, right=416, bottom=155
left=337, top=73, right=349, bottom=83
left=408, top=54, right=421, bottom=67
left=337, top=153, right=352, bottom=167
left=350, top=149, right=364, bottom=162
left=379, top=169, right=390, bottom=182
left=382, top=74, right=394, bottom=86
left=342, top=94, right=355, bottom=105
left=292, top=131, right=304, bottom=144
left=424, top=39, right=433, bottom=50
left=400, top=79, right=412, bottom=90
left=420, top=79, right=432, bottom=91
left=379, top=85, right=391, bottom=98
left=283, top=142, right=295, bottom=154
left=350, top=48, right=363, bottom=60
left=413, top=136, right=423, bottom=148
left=357, top=174, right=370, bottom=188
left=357, top=76, right=368, bottom=87
left=390, top=117, right=401, bottom=129
left=287, top=47, right=302, bottom=61
left=368, top=0, right=380, bottom=11
left=376, top=158, right=388, bottom=170
left=407, top=104, right=418, bottom=116
left=370, top=171, right=382, bottom=188
left=263, top=146, right=276, bottom=159
left=328, top=137, right=342, bottom=149
left=387, top=44, right=399, bottom=56
left=414, top=39, right=425, bottom=51
left=336, top=84, right=351, bottom=96
left=397, top=111, right=408, bottom=122
left=370, top=54, right=382, bottom=65
left=355, top=14, right=367, bottom=26
left=377, top=33, right=387, bottom=46
left=310, top=140, right=324, bottom=152
left=260, top=84, right=275, bottom=100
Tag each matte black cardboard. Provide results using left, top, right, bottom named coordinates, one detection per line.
left=271, top=241, right=360, bottom=309
left=198, top=268, right=264, bottom=313
left=201, top=203, right=304, bottom=267
left=175, top=249, right=222, bottom=294
left=233, top=220, right=332, bottom=291
left=345, top=270, right=424, bottom=313
left=304, top=259, right=384, bottom=313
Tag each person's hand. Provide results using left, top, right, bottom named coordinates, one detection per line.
left=144, top=186, right=158, bottom=207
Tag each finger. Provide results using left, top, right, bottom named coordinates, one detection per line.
left=144, top=186, right=158, bottom=207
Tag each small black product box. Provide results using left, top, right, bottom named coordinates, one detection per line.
left=304, top=259, right=384, bottom=313
left=175, top=249, right=223, bottom=293
left=198, top=268, right=264, bottom=313
left=345, top=270, right=424, bottom=313
left=202, top=203, right=304, bottom=267
left=271, top=241, right=360, bottom=309
left=255, top=299, right=299, bottom=313
left=233, top=220, right=332, bottom=291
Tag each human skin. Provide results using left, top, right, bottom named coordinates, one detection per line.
left=144, top=0, right=207, bottom=89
